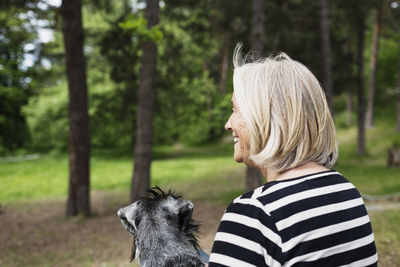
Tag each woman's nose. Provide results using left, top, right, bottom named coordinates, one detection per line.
left=225, top=115, right=232, bottom=131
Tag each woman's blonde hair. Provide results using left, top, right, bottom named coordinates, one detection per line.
left=233, top=45, right=338, bottom=173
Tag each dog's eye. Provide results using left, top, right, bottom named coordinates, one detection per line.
left=165, top=214, right=175, bottom=222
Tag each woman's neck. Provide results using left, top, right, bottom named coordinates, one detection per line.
left=261, top=162, right=330, bottom=182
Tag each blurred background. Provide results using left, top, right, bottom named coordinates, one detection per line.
left=1, top=0, right=400, bottom=266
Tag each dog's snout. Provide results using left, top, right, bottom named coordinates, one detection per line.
left=118, top=202, right=138, bottom=219
left=117, top=208, right=126, bottom=219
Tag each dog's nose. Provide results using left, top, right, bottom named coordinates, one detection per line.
left=117, top=208, right=125, bottom=219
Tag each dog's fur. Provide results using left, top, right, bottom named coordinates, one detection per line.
left=118, top=187, right=204, bottom=267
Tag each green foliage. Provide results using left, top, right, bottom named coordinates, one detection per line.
left=3, top=0, right=400, bottom=154
left=25, top=2, right=140, bottom=151
left=83, top=3, right=139, bottom=148
left=89, top=75, right=137, bottom=149
left=153, top=5, right=223, bottom=145
left=375, top=37, right=400, bottom=105
left=0, top=5, right=37, bottom=152
left=119, top=13, right=163, bottom=42
left=25, top=74, right=137, bottom=151
left=87, top=1, right=227, bottom=146
left=23, top=82, right=68, bottom=152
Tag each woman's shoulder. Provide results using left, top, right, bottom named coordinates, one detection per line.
left=231, top=170, right=359, bottom=214
left=257, top=170, right=352, bottom=201
left=223, top=170, right=360, bottom=226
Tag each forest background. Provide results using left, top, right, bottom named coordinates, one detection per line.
left=1, top=0, right=400, bottom=266
left=3, top=0, right=399, bottom=156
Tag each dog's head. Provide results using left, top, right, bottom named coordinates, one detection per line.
left=117, top=186, right=200, bottom=262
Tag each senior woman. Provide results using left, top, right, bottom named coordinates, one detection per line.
left=208, top=48, right=378, bottom=267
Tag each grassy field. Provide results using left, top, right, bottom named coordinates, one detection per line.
left=0, top=143, right=244, bottom=204
left=335, top=119, right=400, bottom=195
left=1, top=116, right=399, bottom=203
left=1, top=115, right=400, bottom=266
left=369, top=209, right=400, bottom=265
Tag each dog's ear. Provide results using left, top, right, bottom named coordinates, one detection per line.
left=178, top=200, right=194, bottom=230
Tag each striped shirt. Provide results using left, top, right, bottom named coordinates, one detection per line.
left=209, top=170, right=378, bottom=267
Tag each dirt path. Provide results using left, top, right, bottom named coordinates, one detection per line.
left=1, top=191, right=399, bottom=266
left=0, top=191, right=225, bottom=267
left=366, top=202, right=400, bottom=212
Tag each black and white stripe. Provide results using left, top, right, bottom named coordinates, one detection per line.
left=209, top=171, right=378, bottom=267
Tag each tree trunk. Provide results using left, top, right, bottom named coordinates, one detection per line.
left=251, top=0, right=265, bottom=59
left=388, top=147, right=400, bottom=168
left=343, top=40, right=352, bottom=126
left=61, top=0, right=91, bottom=217
left=219, top=43, right=229, bottom=95
left=246, top=0, right=265, bottom=192
left=346, top=89, right=353, bottom=125
left=397, top=42, right=400, bottom=132
left=318, top=0, right=334, bottom=116
left=356, top=17, right=366, bottom=156
left=131, top=0, right=159, bottom=202
left=366, top=7, right=383, bottom=129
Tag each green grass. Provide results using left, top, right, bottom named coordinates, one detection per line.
left=0, top=155, right=69, bottom=202
left=335, top=117, right=400, bottom=195
left=369, top=209, right=400, bottom=266
left=0, top=143, right=243, bottom=203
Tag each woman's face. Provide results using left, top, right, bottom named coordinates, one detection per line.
left=225, top=94, right=251, bottom=163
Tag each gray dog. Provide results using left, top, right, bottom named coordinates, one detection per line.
left=118, top=187, right=206, bottom=267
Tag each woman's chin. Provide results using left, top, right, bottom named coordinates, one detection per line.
left=233, top=142, right=242, bottom=162
left=233, top=153, right=243, bottom=163
left=234, top=158, right=243, bottom=163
